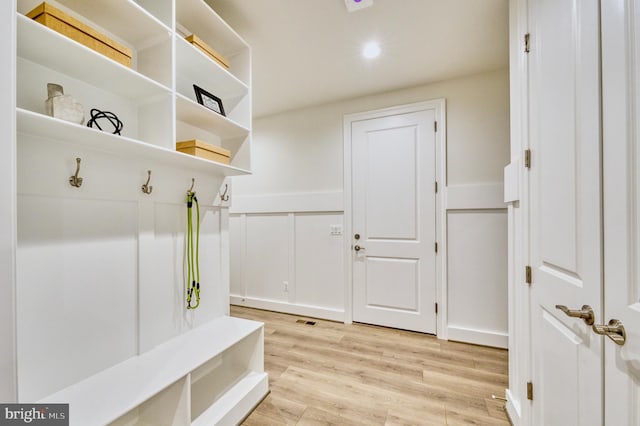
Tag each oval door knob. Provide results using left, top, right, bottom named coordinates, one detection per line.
left=354, top=245, right=365, bottom=252
left=555, top=304, right=595, bottom=325
left=592, top=319, right=626, bottom=346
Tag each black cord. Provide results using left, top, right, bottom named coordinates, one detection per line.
left=87, top=108, right=123, bottom=135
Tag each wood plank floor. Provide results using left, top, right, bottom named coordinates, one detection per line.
left=231, top=306, right=510, bottom=425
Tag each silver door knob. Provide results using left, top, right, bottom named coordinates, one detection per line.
left=592, top=319, right=626, bottom=346
left=354, top=245, right=365, bottom=252
left=555, top=304, right=595, bottom=325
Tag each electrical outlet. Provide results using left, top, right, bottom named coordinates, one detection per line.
left=283, top=281, right=289, bottom=292
left=330, top=224, right=343, bottom=235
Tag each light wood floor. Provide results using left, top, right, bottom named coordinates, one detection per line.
left=231, top=306, right=510, bottom=425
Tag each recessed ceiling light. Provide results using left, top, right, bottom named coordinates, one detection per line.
left=363, top=41, right=381, bottom=59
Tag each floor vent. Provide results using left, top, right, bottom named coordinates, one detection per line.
left=296, top=319, right=316, bottom=326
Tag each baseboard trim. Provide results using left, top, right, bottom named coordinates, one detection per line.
left=230, top=296, right=345, bottom=322
left=505, top=388, right=521, bottom=426
left=447, top=325, right=508, bottom=349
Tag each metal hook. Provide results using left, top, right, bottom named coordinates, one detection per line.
left=187, top=178, right=195, bottom=195
left=141, top=170, right=153, bottom=194
left=69, top=157, right=83, bottom=188
left=220, top=184, right=229, bottom=202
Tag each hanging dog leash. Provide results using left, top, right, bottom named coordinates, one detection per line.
left=186, top=188, right=200, bottom=309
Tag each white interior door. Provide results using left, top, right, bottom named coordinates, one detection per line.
left=528, top=0, right=603, bottom=424
left=351, top=108, right=436, bottom=334
left=602, top=2, right=640, bottom=424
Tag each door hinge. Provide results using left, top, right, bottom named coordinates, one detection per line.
left=524, top=33, right=530, bottom=53
left=435, top=181, right=438, bottom=193
left=525, top=265, right=532, bottom=285
left=435, top=303, right=438, bottom=314
left=527, top=381, right=533, bottom=400
left=434, top=121, right=437, bottom=132
left=524, top=149, right=531, bottom=169
left=435, top=242, right=438, bottom=254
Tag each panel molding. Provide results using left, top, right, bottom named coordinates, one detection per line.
left=230, top=191, right=343, bottom=214
left=230, top=212, right=346, bottom=320
left=230, top=296, right=345, bottom=322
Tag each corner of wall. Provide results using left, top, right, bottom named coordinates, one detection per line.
left=0, top=0, right=18, bottom=403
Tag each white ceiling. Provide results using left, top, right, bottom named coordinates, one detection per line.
left=212, top=0, right=509, bottom=118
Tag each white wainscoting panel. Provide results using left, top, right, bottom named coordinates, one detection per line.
left=245, top=214, right=290, bottom=302
left=230, top=207, right=345, bottom=321
left=229, top=214, right=243, bottom=297
left=139, top=204, right=224, bottom=353
left=446, top=209, right=508, bottom=348
left=231, top=185, right=508, bottom=346
left=294, top=213, right=344, bottom=310
left=17, top=195, right=138, bottom=401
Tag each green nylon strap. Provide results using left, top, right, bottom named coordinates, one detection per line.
left=186, top=191, right=200, bottom=309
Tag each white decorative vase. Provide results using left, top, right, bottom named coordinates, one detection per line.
left=45, top=83, right=84, bottom=124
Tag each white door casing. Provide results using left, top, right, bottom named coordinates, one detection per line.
left=346, top=101, right=444, bottom=334
left=602, top=1, right=640, bottom=425
left=528, top=0, right=603, bottom=424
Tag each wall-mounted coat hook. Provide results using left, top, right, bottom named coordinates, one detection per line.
left=69, top=157, right=83, bottom=188
left=141, top=170, right=153, bottom=194
left=187, top=178, right=195, bottom=195
left=220, top=184, right=229, bottom=202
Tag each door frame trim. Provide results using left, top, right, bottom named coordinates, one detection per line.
left=343, top=99, right=447, bottom=337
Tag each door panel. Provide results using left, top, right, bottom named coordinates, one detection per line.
left=366, top=127, right=417, bottom=240
left=539, top=309, right=583, bottom=425
left=602, top=1, right=640, bottom=424
left=366, top=257, right=419, bottom=311
left=352, top=109, right=436, bottom=334
left=528, top=0, right=602, bottom=424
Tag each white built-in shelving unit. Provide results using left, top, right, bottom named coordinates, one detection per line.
left=12, top=0, right=266, bottom=424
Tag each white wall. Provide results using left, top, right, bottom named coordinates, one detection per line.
left=0, top=0, right=17, bottom=403
left=15, top=135, right=230, bottom=401
left=230, top=68, right=510, bottom=347
left=234, top=68, right=510, bottom=197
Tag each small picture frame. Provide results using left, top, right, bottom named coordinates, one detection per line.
left=193, top=84, right=225, bottom=116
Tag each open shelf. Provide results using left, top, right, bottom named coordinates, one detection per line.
left=17, top=14, right=171, bottom=102
left=176, top=36, right=248, bottom=102
left=176, top=0, right=249, bottom=58
left=17, top=108, right=251, bottom=176
left=176, top=93, right=249, bottom=140
left=109, top=376, right=190, bottom=426
left=17, top=0, right=172, bottom=48
left=39, top=316, right=266, bottom=426
left=192, top=371, right=268, bottom=426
